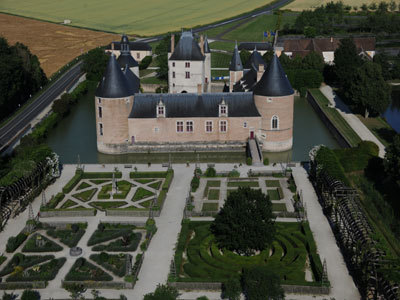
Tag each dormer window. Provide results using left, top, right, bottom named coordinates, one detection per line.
left=219, top=99, right=228, bottom=117
left=157, top=99, right=166, bottom=117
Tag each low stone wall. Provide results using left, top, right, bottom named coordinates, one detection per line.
left=307, top=91, right=351, bottom=148
left=62, top=280, right=133, bottom=289
left=0, top=281, right=47, bottom=289
left=40, top=209, right=96, bottom=218
left=105, top=209, right=160, bottom=217
left=169, top=282, right=330, bottom=295
left=141, top=84, right=166, bottom=93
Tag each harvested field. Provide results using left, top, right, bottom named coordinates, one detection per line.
left=0, top=0, right=274, bottom=36
left=0, top=13, right=118, bottom=76
left=285, top=0, right=381, bottom=10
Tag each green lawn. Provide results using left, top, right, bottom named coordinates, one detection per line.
left=61, top=199, right=78, bottom=209
left=309, top=89, right=362, bottom=147
left=132, top=187, right=154, bottom=201
left=208, top=189, right=220, bottom=200
left=279, top=14, right=298, bottom=30
left=0, top=0, right=275, bottom=35
left=139, top=69, right=155, bottom=78
left=265, top=180, right=281, bottom=188
left=141, top=77, right=167, bottom=85
left=201, top=19, right=244, bottom=38
left=272, top=203, right=287, bottom=212
left=227, top=181, right=259, bottom=187
left=356, top=115, right=396, bottom=147
left=174, top=221, right=325, bottom=285
left=209, top=41, right=235, bottom=52
left=207, top=180, right=221, bottom=187
left=268, top=189, right=280, bottom=201
left=76, top=182, right=91, bottom=190
left=72, top=188, right=98, bottom=202
left=223, top=14, right=277, bottom=42
left=202, top=203, right=219, bottom=212
left=211, top=70, right=229, bottom=78
left=149, top=180, right=162, bottom=190
left=211, top=52, right=231, bottom=68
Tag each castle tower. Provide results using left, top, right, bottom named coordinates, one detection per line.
left=95, top=54, right=135, bottom=154
left=117, top=35, right=139, bottom=77
left=253, top=54, right=294, bottom=152
left=168, top=31, right=206, bottom=93
left=229, top=42, right=243, bottom=92
left=203, top=36, right=211, bottom=92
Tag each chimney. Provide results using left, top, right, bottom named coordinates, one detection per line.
left=330, top=37, right=333, bottom=43
left=257, top=64, right=264, bottom=82
left=200, top=35, right=204, bottom=56
left=111, top=42, right=114, bottom=50
left=171, top=34, right=175, bottom=53
left=197, top=84, right=202, bottom=94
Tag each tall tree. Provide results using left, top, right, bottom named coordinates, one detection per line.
left=242, top=267, right=285, bottom=300
left=21, top=290, right=40, bottom=300
left=345, top=61, right=391, bottom=117
left=82, top=47, right=109, bottom=82
left=302, top=51, right=325, bottom=72
left=333, top=38, right=363, bottom=87
left=210, top=187, right=275, bottom=256
left=143, top=284, right=179, bottom=300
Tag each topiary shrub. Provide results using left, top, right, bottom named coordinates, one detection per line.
left=246, top=157, right=252, bottom=165
left=228, top=169, right=240, bottom=177
left=191, top=176, right=200, bottom=192
left=71, top=224, right=79, bottom=233
left=263, top=157, right=269, bottom=165
left=204, top=167, right=216, bottom=177
left=98, top=223, right=105, bottom=232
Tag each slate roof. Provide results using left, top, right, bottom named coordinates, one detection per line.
left=253, top=54, right=294, bottom=97
left=244, top=49, right=267, bottom=71
left=129, top=92, right=260, bottom=118
left=229, top=43, right=243, bottom=71
left=106, top=41, right=152, bottom=51
left=169, top=31, right=205, bottom=61
left=239, top=42, right=273, bottom=51
left=117, top=52, right=139, bottom=68
left=233, top=68, right=258, bottom=92
left=95, top=54, right=132, bottom=98
left=204, top=36, right=211, bottom=54
left=123, top=65, right=140, bottom=94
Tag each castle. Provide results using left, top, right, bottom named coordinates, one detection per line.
left=95, top=32, right=294, bottom=154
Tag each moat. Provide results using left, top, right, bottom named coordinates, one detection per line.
left=46, top=88, right=340, bottom=164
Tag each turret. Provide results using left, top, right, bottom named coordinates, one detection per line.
left=95, top=54, right=134, bottom=154
left=229, top=42, right=243, bottom=92
left=117, top=35, right=139, bottom=77
left=253, top=54, right=294, bottom=152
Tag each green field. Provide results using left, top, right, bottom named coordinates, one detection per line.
left=0, top=0, right=275, bottom=36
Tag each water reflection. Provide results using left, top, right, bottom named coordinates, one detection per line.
left=384, top=87, right=400, bottom=133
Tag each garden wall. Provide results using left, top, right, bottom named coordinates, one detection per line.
left=105, top=209, right=160, bottom=217
left=62, top=280, right=133, bottom=289
left=40, top=209, right=96, bottom=217
left=169, top=282, right=330, bottom=295
left=307, top=91, right=351, bottom=148
left=0, top=281, right=46, bottom=289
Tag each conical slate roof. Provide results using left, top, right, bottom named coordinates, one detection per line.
left=170, top=31, right=204, bottom=61
left=253, top=54, right=294, bottom=97
left=123, top=65, right=140, bottom=94
left=121, top=34, right=129, bottom=44
left=117, top=51, right=139, bottom=68
left=229, top=43, right=243, bottom=71
left=95, top=54, right=132, bottom=98
left=244, top=49, right=266, bottom=71
left=204, top=36, right=211, bottom=53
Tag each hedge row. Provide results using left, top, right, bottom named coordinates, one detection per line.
left=162, top=169, right=174, bottom=190
left=129, top=171, right=168, bottom=178
left=92, top=232, right=142, bottom=252
left=47, top=228, right=85, bottom=247
left=87, top=229, right=132, bottom=246
left=175, top=220, right=190, bottom=277
left=0, top=254, right=54, bottom=277
left=65, top=258, right=113, bottom=281
left=6, top=233, right=28, bottom=253
left=46, top=192, right=65, bottom=209
left=90, top=253, right=126, bottom=277
left=301, top=223, right=324, bottom=282
left=82, top=172, right=122, bottom=179
left=62, top=173, right=82, bottom=194
left=315, top=146, right=349, bottom=186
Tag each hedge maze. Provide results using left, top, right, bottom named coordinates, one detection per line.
left=173, top=221, right=326, bottom=286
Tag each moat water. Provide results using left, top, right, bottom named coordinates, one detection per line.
left=46, top=88, right=340, bottom=164
left=383, top=86, right=400, bottom=133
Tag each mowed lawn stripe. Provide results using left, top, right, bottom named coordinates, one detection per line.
left=0, top=0, right=275, bottom=36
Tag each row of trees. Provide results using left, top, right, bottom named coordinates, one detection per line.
left=0, top=37, right=47, bottom=122
left=283, top=1, right=400, bottom=36
left=333, top=38, right=391, bottom=117
left=154, top=34, right=181, bottom=80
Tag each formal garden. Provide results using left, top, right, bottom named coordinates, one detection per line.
left=189, top=167, right=297, bottom=216
left=40, top=169, right=173, bottom=216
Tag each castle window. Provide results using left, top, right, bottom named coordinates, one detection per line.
left=137, top=53, right=140, bottom=59
left=205, top=77, right=208, bottom=83
left=173, top=83, right=175, bottom=87
left=185, top=62, right=190, bottom=68
left=219, top=104, right=227, bottom=117
left=172, top=62, right=175, bottom=67
left=98, top=106, right=102, bottom=118
left=219, top=120, right=227, bottom=133
left=176, top=121, right=184, bottom=132
left=243, top=121, right=248, bottom=128
left=205, top=121, right=213, bottom=133
left=185, top=72, right=190, bottom=79
left=186, top=121, right=193, bottom=132
left=98, top=98, right=101, bottom=104
left=154, top=127, right=159, bottom=133
left=173, top=71, right=175, bottom=78
left=99, top=123, right=103, bottom=136
left=157, top=100, right=165, bottom=117
left=271, top=115, right=279, bottom=130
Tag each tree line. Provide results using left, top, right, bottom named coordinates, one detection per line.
left=0, top=37, right=47, bottom=123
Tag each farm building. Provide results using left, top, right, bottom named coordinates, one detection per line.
left=276, top=37, right=375, bottom=64
left=168, top=32, right=211, bottom=93
left=105, top=35, right=152, bottom=62
left=94, top=47, right=294, bottom=154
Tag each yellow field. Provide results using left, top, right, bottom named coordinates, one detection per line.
left=285, top=0, right=381, bottom=10
left=0, top=0, right=274, bottom=36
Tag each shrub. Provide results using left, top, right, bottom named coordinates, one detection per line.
left=228, top=169, right=240, bottom=177
left=98, top=223, right=105, bottom=232
left=46, top=192, right=65, bottom=209
left=246, top=157, right=252, bottom=165
left=6, top=233, right=28, bottom=253
left=81, top=172, right=122, bottom=179
left=191, top=176, right=200, bottom=192
left=263, top=157, right=269, bottom=165
left=71, top=224, right=79, bottom=233
left=139, top=56, right=152, bottom=70
left=162, top=169, right=174, bottom=190
left=223, top=278, right=241, bottom=300
left=204, top=167, right=216, bottom=177
left=315, top=146, right=349, bottom=185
